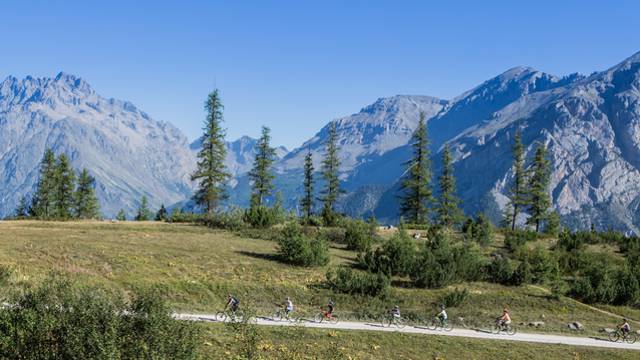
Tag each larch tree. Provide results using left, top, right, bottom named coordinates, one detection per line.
left=300, top=147, right=315, bottom=221
left=135, top=195, right=152, bottom=221
left=31, top=149, right=57, bottom=219
left=527, top=143, right=551, bottom=232
left=15, top=196, right=29, bottom=218
left=399, top=112, right=432, bottom=225
left=191, top=89, right=230, bottom=214
left=249, top=126, right=276, bottom=208
left=436, top=144, right=463, bottom=227
left=54, top=153, right=76, bottom=220
left=320, top=122, right=342, bottom=225
left=74, top=168, right=100, bottom=219
left=155, top=204, right=168, bottom=221
left=508, top=131, right=528, bottom=230
left=116, top=209, right=127, bottom=221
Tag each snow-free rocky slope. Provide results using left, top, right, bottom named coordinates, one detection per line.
left=0, top=73, right=277, bottom=217
left=2, top=51, right=640, bottom=231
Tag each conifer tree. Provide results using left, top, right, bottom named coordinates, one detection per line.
left=15, top=196, right=29, bottom=218
left=155, top=204, right=168, bottom=221
left=320, top=122, right=342, bottom=225
left=54, top=153, right=76, bottom=220
left=74, top=169, right=100, bottom=219
left=508, top=131, right=527, bottom=230
left=399, top=112, right=432, bottom=224
left=31, top=149, right=58, bottom=219
left=300, top=147, right=314, bottom=221
left=135, top=195, right=152, bottom=221
left=191, top=89, right=230, bottom=214
left=545, top=210, right=561, bottom=236
left=249, top=126, right=276, bottom=208
left=527, top=143, right=551, bottom=232
left=116, top=209, right=127, bottom=221
left=436, top=144, right=463, bottom=227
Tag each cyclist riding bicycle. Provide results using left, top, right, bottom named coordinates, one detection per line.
left=225, top=294, right=239, bottom=313
left=436, top=304, right=448, bottom=323
left=390, top=305, right=401, bottom=318
left=618, top=318, right=631, bottom=335
left=497, top=308, right=511, bottom=328
left=327, top=298, right=335, bottom=315
left=284, top=297, right=294, bottom=316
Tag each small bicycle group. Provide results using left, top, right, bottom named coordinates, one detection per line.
left=219, top=294, right=636, bottom=344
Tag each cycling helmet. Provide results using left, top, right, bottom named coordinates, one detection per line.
left=440, top=304, right=445, bottom=310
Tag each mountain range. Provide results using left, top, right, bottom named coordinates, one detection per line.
left=1, top=51, right=639, bottom=232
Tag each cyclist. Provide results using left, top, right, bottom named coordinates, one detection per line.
left=391, top=305, right=401, bottom=319
left=284, top=297, right=294, bottom=317
left=497, top=308, right=511, bottom=329
left=327, top=298, right=335, bottom=315
left=618, top=318, right=631, bottom=335
left=225, top=294, right=239, bottom=313
left=436, top=304, right=448, bottom=324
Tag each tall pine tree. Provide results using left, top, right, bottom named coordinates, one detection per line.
left=249, top=126, right=276, bottom=208
left=527, top=143, right=551, bottom=232
left=320, top=123, right=342, bottom=225
left=135, top=195, right=152, bottom=221
left=191, top=89, right=230, bottom=214
left=31, top=149, right=57, bottom=219
left=15, top=196, right=29, bottom=218
left=508, top=131, right=528, bottom=230
left=54, top=153, right=76, bottom=220
left=74, top=168, right=100, bottom=219
left=300, top=147, right=314, bottom=221
left=436, top=144, right=462, bottom=227
left=399, top=112, right=432, bottom=224
left=155, top=204, right=168, bottom=221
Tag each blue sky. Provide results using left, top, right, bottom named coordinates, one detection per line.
left=1, top=0, right=639, bottom=148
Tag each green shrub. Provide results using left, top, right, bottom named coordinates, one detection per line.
left=544, top=211, right=561, bottom=236
left=486, top=255, right=515, bottom=285
left=504, top=229, right=537, bottom=252
left=243, top=205, right=280, bottom=228
left=0, top=278, right=199, bottom=359
left=325, top=267, right=390, bottom=297
left=205, top=209, right=247, bottom=231
left=302, top=215, right=324, bottom=227
left=344, top=219, right=376, bottom=252
left=440, top=288, right=470, bottom=308
left=319, top=227, right=346, bottom=244
left=511, top=259, right=533, bottom=286
left=472, top=213, right=493, bottom=247
left=527, top=246, right=559, bottom=284
left=359, top=228, right=416, bottom=276
left=411, top=232, right=455, bottom=288
left=277, top=223, right=329, bottom=267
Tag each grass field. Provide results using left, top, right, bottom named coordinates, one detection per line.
left=199, top=323, right=637, bottom=360
left=0, top=220, right=635, bottom=341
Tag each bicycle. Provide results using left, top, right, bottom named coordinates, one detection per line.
left=216, top=309, right=257, bottom=324
left=382, top=313, right=406, bottom=329
left=608, top=329, right=637, bottom=344
left=314, top=307, right=339, bottom=324
left=272, top=308, right=298, bottom=323
left=492, top=320, right=516, bottom=335
left=427, top=316, right=453, bottom=332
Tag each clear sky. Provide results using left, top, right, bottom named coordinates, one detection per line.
left=1, top=0, right=639, bottom=149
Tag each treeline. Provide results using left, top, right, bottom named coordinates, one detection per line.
left=14, top=149, right=100, bottom=220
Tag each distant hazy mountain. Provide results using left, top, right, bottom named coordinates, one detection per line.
left=0, top=72, right=195, bottom=217
left=2, top=51, right=640, bottom=232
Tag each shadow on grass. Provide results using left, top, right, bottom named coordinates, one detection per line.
left=236, top=250, right=281, bottom=263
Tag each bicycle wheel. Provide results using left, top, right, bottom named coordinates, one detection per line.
left=443, top=321, right=454, bottom=332
left=625, top=333, right=637, bottom=344
left=609, top=331, right=620, bottom=342
left=396, top=318, right=407, bottom=329
left=328, top=315, right=338, bottom=325
left=215, top=311, right=227, bottom=322
left=314, top=313, right=324, bottom=323
left=426, top=319, right=438, bottom=331
left=492, top=324, right=501, bottom=334
left=272, top=311, right=282, bottom=322
left=382, top=316, right=391, bottom=328
left=506, top=325, right=516, bottom=335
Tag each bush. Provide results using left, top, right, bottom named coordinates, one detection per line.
left=486, top=255, right=515, bottom=285
left=472, top=213, right=493, bottom=247
left=277, top=223, right=329, bottom=267
left=319, top=227, right=346, bottom=244
left=544, top=211, right=561, bottom=236
left=0, top=278, right=199, bottom=359
left=204, top=209, right=247, bottom=231
left=504, top=229, right=537, bottom=252
left=302, top=215, right=324, bottom=227
left=359, top=228, right=416, bottom=276
left=527, top=246, right=559, bottom=284
left=440, top=288, right=470, bottom=308
left=344, top=219, right=376, bottom=252
left=412, top=232, right=455, bottom=288
left=569, top=262, right=618, bottom=304
left=325, top=267, right=390, bottom=297
left=511, top=258, right=533, bottom=286
left=243, top=205, right=281, bottom=228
